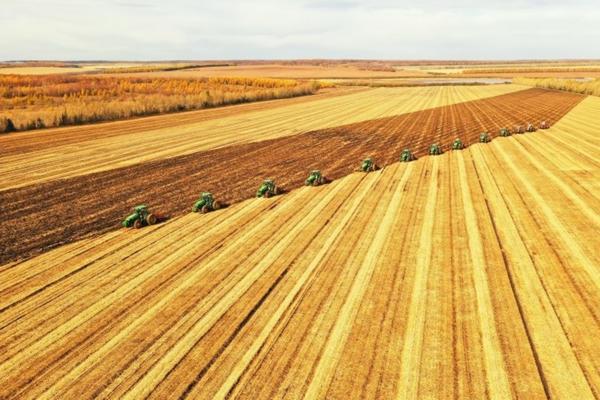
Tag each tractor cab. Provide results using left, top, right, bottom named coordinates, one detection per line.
left=305, top=170, right=325, bottom=186
left=499, top=128, right=511, bottom=137
left=452, top=138, right=464, bottom=150
left=479, top=132, right=491, bottom=143
left=193, top=192, right=221, bottom=213
left=429, top=143, right=442, bottom=155
left=133, top=205, right=149, bottom=223
left=400, top=148, right=415, bottom=162
left=360, top=157, right=377, bottom=172
left=257, top=179, right=279, bottom=198
left=526, top=123, right=536, bottom=132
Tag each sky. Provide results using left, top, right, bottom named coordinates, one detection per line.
left=1, top=0, right=599, bottom=60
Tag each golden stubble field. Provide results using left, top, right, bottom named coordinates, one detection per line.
left=0, top=63, right=140, bottom=75
left=0, top=94, right=598, bottom=399
left=404, top=62, right=600, bottom=77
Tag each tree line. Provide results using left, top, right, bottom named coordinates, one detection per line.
left=0, top=75, right=321, bottom=133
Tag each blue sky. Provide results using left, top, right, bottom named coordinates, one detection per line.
left=1, top=0, right=599, bottom=60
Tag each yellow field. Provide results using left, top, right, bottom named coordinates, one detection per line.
left=0, top=84, right=524, bottom=190
left=0, top=64, right=140, bottom=75
left=404, top=62, right=600, bottom=76
left=0, top=95, right=597, bottom=399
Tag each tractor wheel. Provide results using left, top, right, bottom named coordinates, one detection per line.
left=274, top=187, right=280, bottom=195
left=313, top=179, right=321, bottom=186
left=213, top=201, right=222, bottom=210
left=146, top=213, right=157, bottom=225
left=201, top=205, right=209, bottom=214
left=133, top=219, right=143, bottom=229
left=264, top=191, right=271, bottom=198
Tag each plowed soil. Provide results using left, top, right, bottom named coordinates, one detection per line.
left=0, top=88, right=583, bottom=263
left=0, top=96, right=598, bottom=398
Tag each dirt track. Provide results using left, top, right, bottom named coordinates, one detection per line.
left=0, top=88, right=583, bottom=263
left=0, top=99, right=598, bottom=398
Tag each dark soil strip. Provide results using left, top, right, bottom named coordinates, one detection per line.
left=0, top=88, right=584, bottom=263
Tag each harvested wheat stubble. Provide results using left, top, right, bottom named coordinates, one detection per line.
left=0, top=102, right=597, bottom=398
left=0, top=88, right=583, bottom=263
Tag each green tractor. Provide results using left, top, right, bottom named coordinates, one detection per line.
left=359, top=157, right=378, bottom=172
left=256, top=179, right=280, bottom=198
left=540, top=120, right=550, bottom=129
left=305, top=170, right=328, bottom=186
left=499, top=128, right=511, bottom=137
left=122, top=205, right=159, bottom=229
left=192, top=192, right=221, bottom=213
left=429, top=143, right=443, bottom=155
left=452, top=138, right=464, bottom=150
left=400, top=148, right=415, bottom=162
left=526, top=123, right=537, bottom=132
left=479, top=132, right=491, bottom=143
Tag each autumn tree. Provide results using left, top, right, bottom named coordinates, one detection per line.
left=1, top=117, right=16, bottom=133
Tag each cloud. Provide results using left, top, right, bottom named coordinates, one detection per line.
left=1, top=0, right=599, bottom=60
